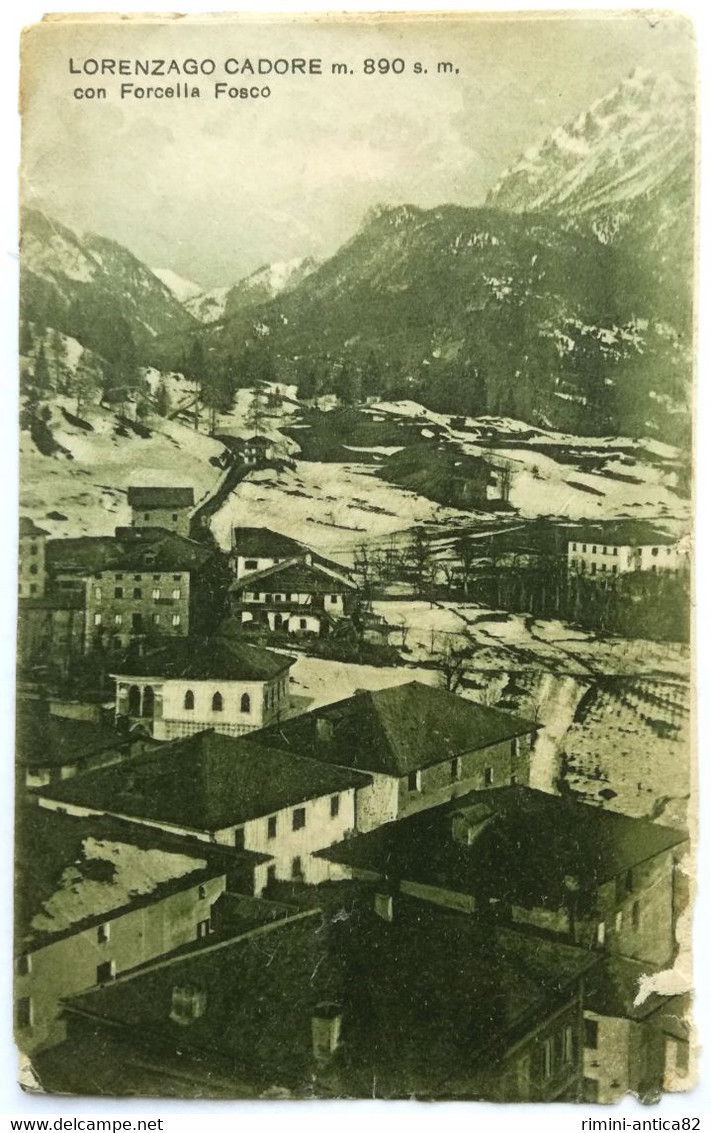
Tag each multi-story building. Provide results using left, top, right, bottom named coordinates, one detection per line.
left=127, top=486, right=195, bottom=538
left=257, top=681, right=538, bottom=831
left=41, top=894, right=597, bottom=1101
left=230, top=554, right=358, bottom=636
left=111, top=637, right=295, bottom=739
left=34, top=729, right=372, bottom=889
left=230, top=526, right=347, bottom=581
left=46, top=526, right=227, bottom=652
left=566, top=523, right=688, bottom=579
left=18, top=516, right=49, bottom=598
left=321, top=785, right=687, bottom=968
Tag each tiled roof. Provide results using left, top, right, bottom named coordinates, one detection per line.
left=36, top=729, right=371, bottom=832
left=127, top=487, right=195, bottom=509
left=47, top=528, right=213, bottom=575
left=231, top=556, right=355, bottom=594
left=319, top=785, right=688, bottom=899
left=112, top=636, right=295, bottom=682
left=258, top=681, right=536, bottom=776
left=15, top=701, right=131, bottom=768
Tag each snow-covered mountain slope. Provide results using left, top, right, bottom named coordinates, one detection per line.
left=20, top=209, right=196, bottom=364
left=222, top=255, right=319, bottom=320
left=151, top=268, right=203, bottom=302
left=486, top=69, right=694, bottom=218
left=185, top=286, right=231, bottom=324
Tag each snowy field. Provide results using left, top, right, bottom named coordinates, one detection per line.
left=20, top=397, right=225, bottom=538
left=209, top=461, right=471, bottom=564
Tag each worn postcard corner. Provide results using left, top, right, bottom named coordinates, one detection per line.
left=14, top=7, right=696, bottom=1104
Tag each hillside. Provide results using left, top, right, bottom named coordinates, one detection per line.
left=20, top=209, right=197, bottom=370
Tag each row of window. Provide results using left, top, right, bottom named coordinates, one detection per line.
left=96, top=612, right=181, bottom=627
left=264, top=795, right=341, bottom=840
left=107, top=572, right=183, bottom=582
left=571, top=561, right=619, bottom=575
left=103, top=587, right=182, bottom=600
left=139, top=512, right=182, bottom=523
left=183, top=690, right=251, bottom=714
left=515, top=1024, right=576, bottom=1095
left=571, top=543, right=673, bottom=557
left=595, top=899, right=641, bottom=946
left=243, top=592, right=341, bottom=604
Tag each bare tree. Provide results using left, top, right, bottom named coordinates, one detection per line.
left=497, top=460, right=514, bottom=505
left=431, top=634, right=474, bottom=694
left=454, top=535, right=478, bottom=599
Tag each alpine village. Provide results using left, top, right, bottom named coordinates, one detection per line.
left=15, top=69, right=693, bottom=1102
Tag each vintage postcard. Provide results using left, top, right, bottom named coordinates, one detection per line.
left=15, top=9, right=696, bottom=1102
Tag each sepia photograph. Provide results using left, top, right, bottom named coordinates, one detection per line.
left=12, top=7, right=697, bottom=1104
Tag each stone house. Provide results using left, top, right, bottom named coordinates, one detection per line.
left=111, top=636, right=295, bottom=739
left=127, top=486, right=195, bottom=538
left=18, top=516, right=49, bottom=598
left=257, top=681, right=537, bottom=831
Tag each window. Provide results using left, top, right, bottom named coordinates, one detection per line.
left=30, top=543, right=38, bottom=556
left=613, top=547, right=618, bottom=556
left=450, top=757, right=461, bottom=783
left=266, top=864, right=277, bottom=884
left=510, top=737, right=519, bottom=758
left=184, top=690, right=195, bottom=710
left=198, top=885, right=206, bottom=900
left=152, top=588, right=160, bottom=600
left=240, top=693, right=250, bottom=713
left=611, top=565, right=617, bottom=574
left=299, top=618, right=307, bottom=629
left=582, top=544, right=587, bottom=552
left=97, top=924, right=110, bottom=944
left=591, top=545, right=597, bottom=554
left=602, top=546, right=607, bottom=555
left=94, top=586, right=102, bottom=600
left=625, top=868, right=634, bottom=893
left=596, top=921, right=606, bottom=946
left=30, top=584, right=37, bottom=595
left=542, top=1037, right=552, bottom=1079
left=652, top=546, right=659, bottom=557
left=615, top=911, right=622, bottom=932
left=172, top=513, right=179, bottom=522
left=153, top=573, right=161, bottom=581
left=114, top=587, right=124, bottom=598
left=591, top=563, right=597, bottom=576
left=114, top=614, right=123, bottom=626
left=245, top=560, right=258, bottom=570
left=132, top=613, right=143, bottom=632
left=115, top=573, right=124, bottom=581
left=143, top=512, right=150, bottom=521
left=292, top=807, right=306, bottom=831
left=407, top=770, right=421, bottom=792
left=632, top=900, right=640, bottom=929
left=172, top=588, right=181, bottom=600
left=267, top=815, right=277, bottom=839
left=563, top=1026, right=574, bottom=1064
left=330, top=794, right=340, bottom=818
left=234, top=828, right=245, bottom=850
left=173, top=574, right=181, bottom=581
left=212, top=691, right=223, bottom=712
left=291, top=856, right=303, bottom=879
left=172, top=614, right=181, bottom=627
left=196, top=919, right=211, bottom=940
left=16, top=954, right=30, bottom=976
left=330, top=595, right=338, bottom=604
left=96, top=960, right=115, bottom=984
left=484, top=766, right=494, bottom=787
left=94, top=613, right=102, bottom=626
left=152, top=613, right=160, bottom=625
left=133, top=574, right=142, bottom=581
left=584, top=1018, right=599, bottom=1049
left=274, top=593, right=283, bottom=603
left=571, top=543, right=577, bottom=551
left=601, top=563, right=607, bottom=572
left=16, top=997, right=31, bottom=1029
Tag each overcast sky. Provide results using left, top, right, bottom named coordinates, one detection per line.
left=21, top=12, right=696, bottom=288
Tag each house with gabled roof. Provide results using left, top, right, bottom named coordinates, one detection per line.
left=34, top=729, right=372, bottom=888
left=256, top=680, right=537, bottom=830
left=230, top=526, right=350, bottom=581
left=127, top=486, right=195, bottom=538
left=230, top=553, right=358, bottom=636
left=111, top=636, right=295, bottom=739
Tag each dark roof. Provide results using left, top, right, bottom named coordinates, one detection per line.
left=15, top=702, right=131, bottom=769
left=584, top=956, right=668, bottom=1022
left=111, top=636, right=295, bottom=682
left=257, top=682, right=536, bottom=776
left=15, top=804, right=269, bottom=948
left=19, top=517, right=49, bottom=537
left=564, top=520, right=680, bottom=548
left=47, top=527, right=213, bottom=575
left=63, top=899, right=597, bottom=1097
left=231, top=557, right=355, bottom=595
left=127, top=487, right=194, bottom=509
left=18, top=592, right=85, bottom=610
left=319, top=786, right=687, bottom=901
left=36, top=729, right=371, bottom=832
left=232, top=527, right=308, bottom=558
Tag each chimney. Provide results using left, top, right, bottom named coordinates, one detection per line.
left=451, top=804, right=494, bottom=846
left=311, top=1002, right=342, bottom=1063
left=374, top=893, right=393, bottom=922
